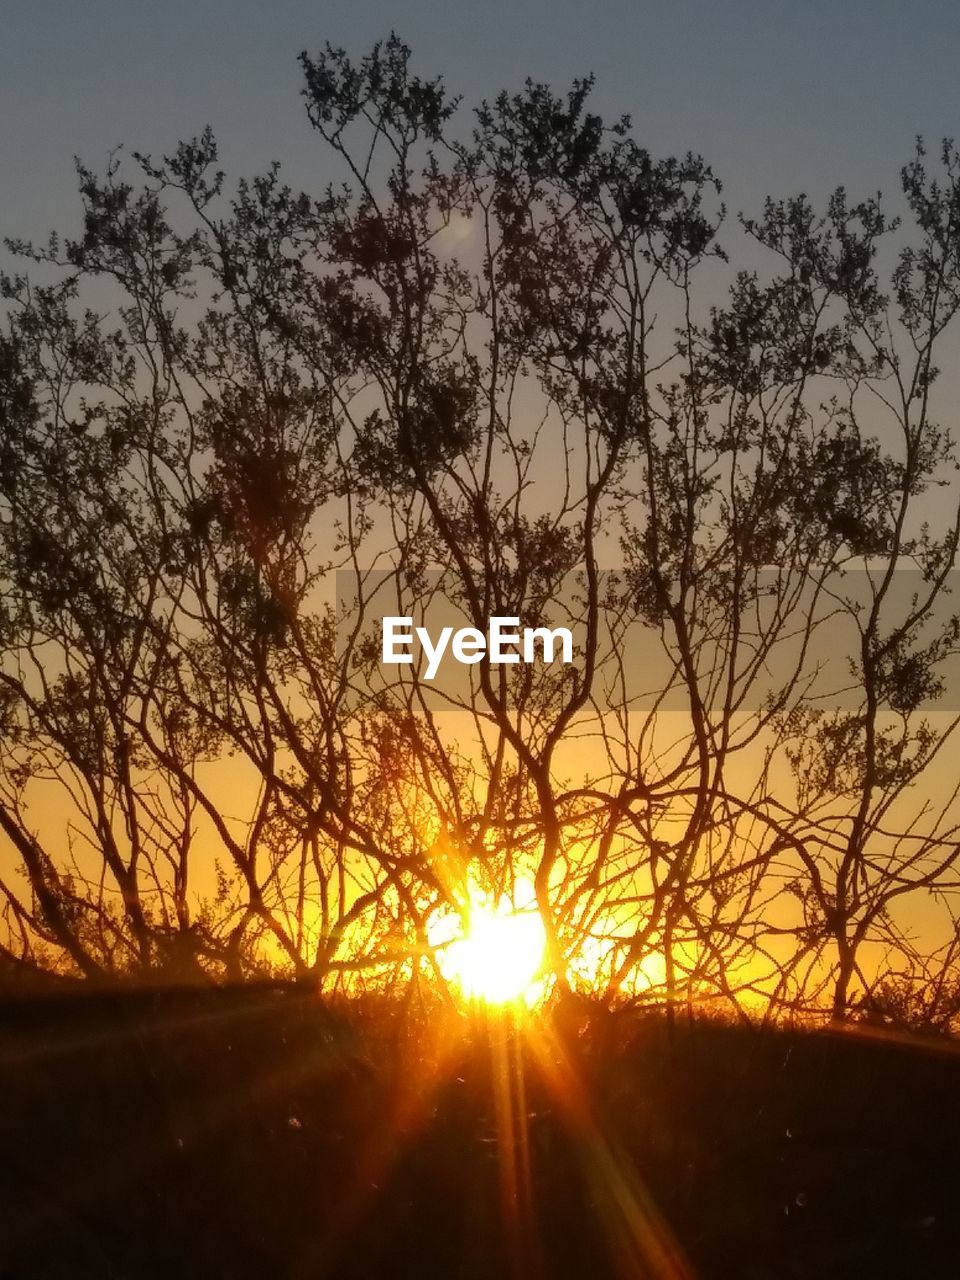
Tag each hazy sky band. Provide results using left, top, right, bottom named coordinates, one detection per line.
left=336, top=569, right=960, bottom=711
left=4, top=1, right=960, bottom=246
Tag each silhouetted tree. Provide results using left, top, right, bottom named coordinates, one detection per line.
left=3, top=36, right=960, bottom=1022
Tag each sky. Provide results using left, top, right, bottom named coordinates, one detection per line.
left=2, top=0, right=960, bottom=246
left=3, top=0, right=960, bottom=985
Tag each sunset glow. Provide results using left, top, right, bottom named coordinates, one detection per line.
left=429, top=880, right=547, bottom=1006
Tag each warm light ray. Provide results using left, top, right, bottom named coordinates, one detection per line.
left=526, top=1017, right=696, bottom=1279
left=489, top=1017, right=543, bottom=1278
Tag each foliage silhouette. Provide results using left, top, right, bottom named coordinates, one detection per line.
left=3, top=37, right=960, bottom=1022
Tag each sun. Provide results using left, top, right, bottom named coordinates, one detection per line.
left=428, top=878, right=547, bottom=1006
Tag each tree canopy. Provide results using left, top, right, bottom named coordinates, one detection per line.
left=3, top=36, right=960, bottom=1024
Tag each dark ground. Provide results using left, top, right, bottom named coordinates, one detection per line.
left=0, top=985, right=957, bottom=1279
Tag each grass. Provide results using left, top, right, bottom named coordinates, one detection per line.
left=0, top=985, right=958, bottom=1278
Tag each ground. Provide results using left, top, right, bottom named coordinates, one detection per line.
left=0, top=986, right=958, bottom=1278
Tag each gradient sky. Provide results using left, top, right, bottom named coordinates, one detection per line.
left=3, top=0, right=960, bottom=979
left=2, top=0, right=960, bottom=245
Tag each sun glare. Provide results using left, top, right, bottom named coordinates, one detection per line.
left=429, top=879, right=547, bottom=1006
